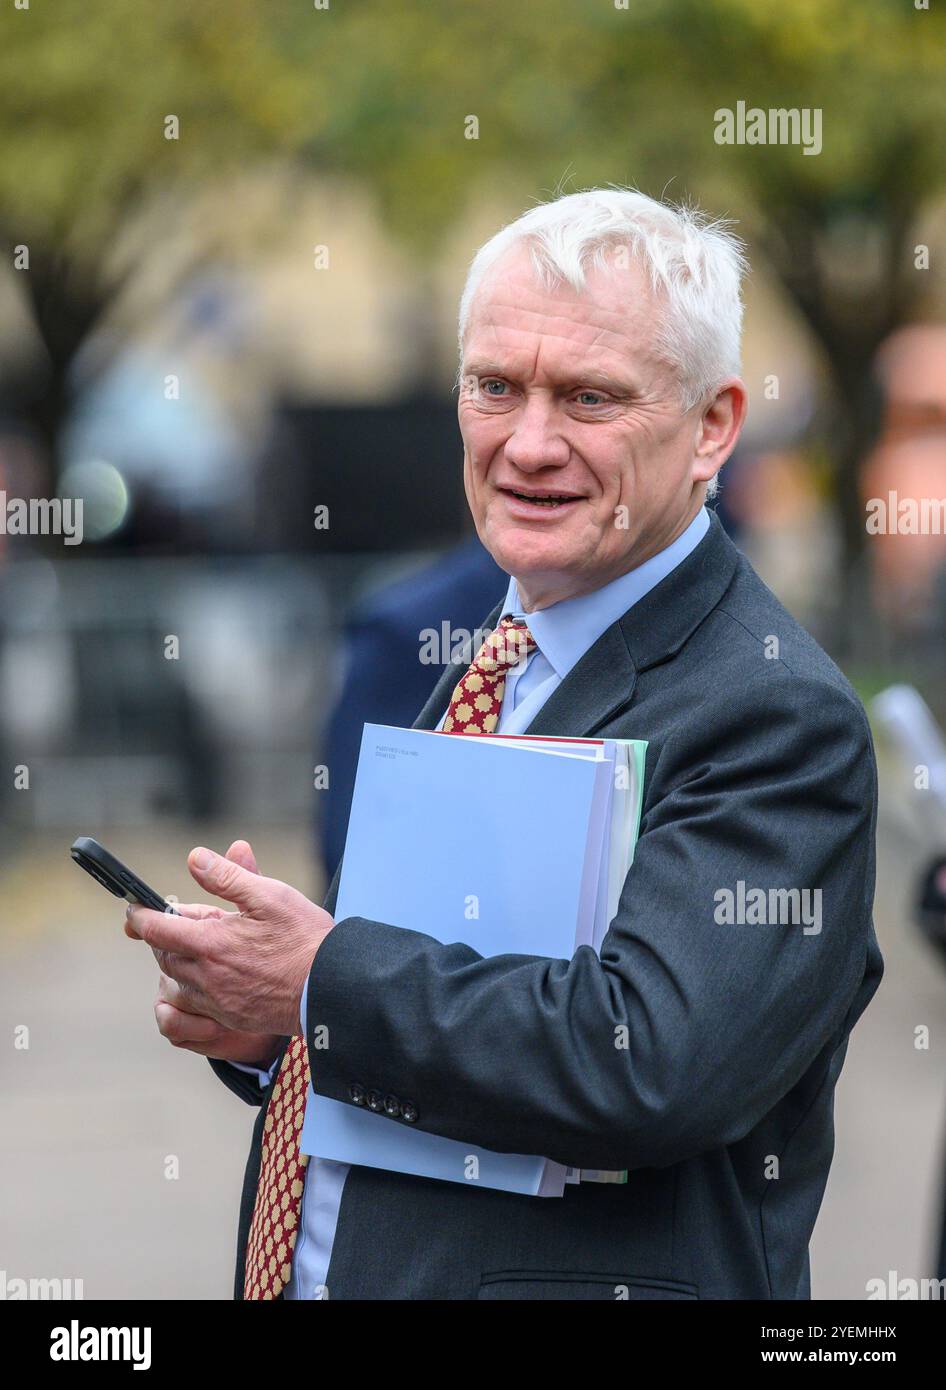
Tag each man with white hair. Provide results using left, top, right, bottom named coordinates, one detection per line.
left=132, top=188, right=883, bottom=1300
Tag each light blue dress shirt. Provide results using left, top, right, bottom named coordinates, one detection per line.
left=235, top=506, right=710, bottom=1298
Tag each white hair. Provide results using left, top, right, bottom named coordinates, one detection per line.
left=457, top=187, right=748, bottom=498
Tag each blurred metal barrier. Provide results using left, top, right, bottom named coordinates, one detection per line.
left=0, top=552, right=435, bottom=837
left=6, top=547, right=939, bottom=843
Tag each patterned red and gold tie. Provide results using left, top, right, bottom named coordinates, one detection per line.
left=243, top=615, right=536, bottom=1299
left=243, top=1036, right=310, bottom=1300
left=443, top=617, right=537, bottom=735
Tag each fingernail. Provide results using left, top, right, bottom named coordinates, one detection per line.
left=191, top=847, right=212, bottom=870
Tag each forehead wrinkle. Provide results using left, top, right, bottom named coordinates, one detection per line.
left=465, top=304, right=656, bottom=384
left=474, top=284, right=646, bottom=339
left=469, top=291, right=643, bottom=349
left=470, top=271, right=657, bottom=350
left=473, top=246, right=657, bottom=324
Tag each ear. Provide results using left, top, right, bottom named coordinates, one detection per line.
left=692, top=378, right=748, bottom=487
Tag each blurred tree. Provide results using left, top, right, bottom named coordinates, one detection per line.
left=0, top=0, right=313, bottom=467
left=1, top=0, right=944, bottom=648
left=296, top=0, right=946, bottom=649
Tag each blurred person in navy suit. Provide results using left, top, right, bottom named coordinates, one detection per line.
left=317, top=536, right=505, bottom=880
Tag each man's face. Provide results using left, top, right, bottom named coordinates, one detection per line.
left=459, top=244, right=743, bottom=609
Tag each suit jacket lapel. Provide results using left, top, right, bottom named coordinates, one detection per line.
left=617, top=510, right=738, bottom=672
left=414, top=511, right=739, bottom=741
left=522, top=621, right=638, bottom=737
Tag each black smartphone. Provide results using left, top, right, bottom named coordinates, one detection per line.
left=70, top=837, right=178, bottom=913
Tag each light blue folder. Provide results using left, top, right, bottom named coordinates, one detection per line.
left=301, top=723, right=613, bottom=1196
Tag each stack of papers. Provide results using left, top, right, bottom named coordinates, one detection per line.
left=301, top=723, right=647, bottom=1196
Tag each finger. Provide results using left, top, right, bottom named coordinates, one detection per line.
left=157, top=972, right=211, bottom=1015
left=152, top=948, right=205, bottom=992
left=126, top=900, right=223, bottom=940
left=155, top=1000, right=219, bottom=1046
left=226, top=840, right=260, bottom=875
left=157, top=972, right=177, bottom=1005
left=128, top=904, right=201, bottom=957
left=187, top=846, right=275, bottom=913
left=173, top=902, right=230, bottom=921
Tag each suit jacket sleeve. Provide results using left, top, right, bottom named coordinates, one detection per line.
left=209, top=1048, right=288, bottom=1108
left=305, top=673, right=878, bottom=1172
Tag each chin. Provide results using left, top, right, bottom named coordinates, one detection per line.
left=486, top=525, right=579, bottom=583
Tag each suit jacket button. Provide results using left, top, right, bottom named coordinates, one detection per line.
left=349, top=1083, right=366, bottom=1106
left=400, top=1100, right=418, bottom=1124
left=367, top=1089, right=384, bottom=1112
left=384, top=1094, right=400, bottom=1117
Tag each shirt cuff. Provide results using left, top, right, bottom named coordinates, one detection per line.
left=229, top=1057, right=280, bottom=1089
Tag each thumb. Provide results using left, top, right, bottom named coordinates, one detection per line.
left=188, top=846, right=266, bottom=910
left=226, top=839, right=260, bottom=875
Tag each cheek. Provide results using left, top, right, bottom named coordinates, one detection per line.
left=585, top=439, right=636, bottom=505
left=460, top=426, right=496, bottom=518
left=460, top=409, right=509, bottom=469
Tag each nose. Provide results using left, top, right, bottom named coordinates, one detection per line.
left=503, top=395, right=571, bottom=472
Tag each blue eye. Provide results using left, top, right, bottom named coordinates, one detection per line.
left=482, top=380, right=506, bottom=395
left=577, top=391, right=604, bottom=406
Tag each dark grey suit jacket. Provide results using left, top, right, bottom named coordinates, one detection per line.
left=213, top=511, right=883, bottom=1300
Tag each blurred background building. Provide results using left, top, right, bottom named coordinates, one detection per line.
left=1, top=0, right=945, bottom=1299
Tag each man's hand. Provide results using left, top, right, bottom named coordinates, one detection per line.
left=147, top=842, right=283, bottom=1066
left=127, top=838, right=334, bottom=1038
left=155, top=970, right=283, bottom=1067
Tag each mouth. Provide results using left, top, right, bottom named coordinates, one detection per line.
left=499, top=487, right=583, bottom=511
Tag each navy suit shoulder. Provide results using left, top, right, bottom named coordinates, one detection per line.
left=355, top=535, right=505, bottom=632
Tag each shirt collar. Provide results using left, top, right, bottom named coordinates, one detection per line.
left=499, top=506, right=710, bottom=680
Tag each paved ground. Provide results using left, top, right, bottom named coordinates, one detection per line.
left=1, top=757, right=944, bottom=1301
left=0, top=826, right=321, bottom=1300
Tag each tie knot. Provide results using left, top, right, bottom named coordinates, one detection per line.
left=441, top=615, right=537, bottom=735
left=476, top=616, right=537, bottom=673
